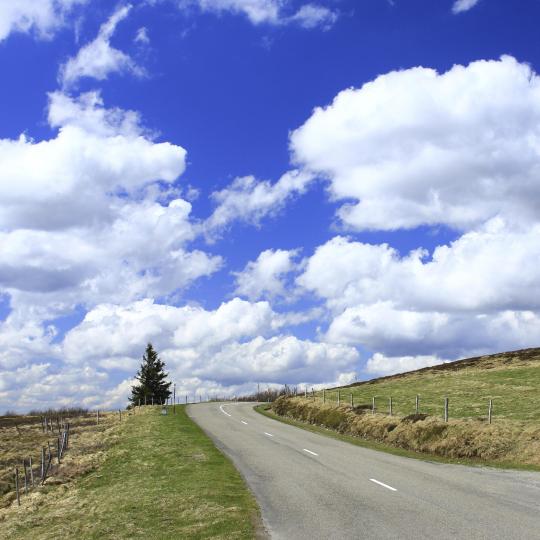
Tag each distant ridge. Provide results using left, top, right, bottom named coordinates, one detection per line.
left=340, top=347, right=540, bottom=389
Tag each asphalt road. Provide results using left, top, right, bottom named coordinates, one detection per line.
left=187, top=402, right=540, bottom=539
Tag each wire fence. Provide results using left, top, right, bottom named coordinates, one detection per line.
left=0, top=409, right=126, bottom=508
left=300, top=388, right=496, bottom=424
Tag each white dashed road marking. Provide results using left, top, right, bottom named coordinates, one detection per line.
left=219, top=405, right=232, bottom=417
left=264, top=432, right=274, bottom=437
left=241, top=420, right=248, bottom=425
left=303, top=448, right=318, bottom=456
left=369, top=479, right=397, bottom=492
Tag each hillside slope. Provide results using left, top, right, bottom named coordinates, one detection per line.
left=270, top=348, right=540, bottom=468
left=330, top=347, right=540, bottom=422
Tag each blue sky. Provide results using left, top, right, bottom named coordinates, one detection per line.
left=2, top=0, right=540, bottom=411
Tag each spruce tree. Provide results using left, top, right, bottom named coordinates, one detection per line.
left=129, top=343, right=172, bottom=406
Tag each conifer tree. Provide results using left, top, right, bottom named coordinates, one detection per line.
left=129, top=343, right=172, bottom=406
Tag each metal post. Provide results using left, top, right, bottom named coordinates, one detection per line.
left=372, top=397, right=376, bottom=415
left=96, top=409, right=99, bottom=425
left=185, top=395, right=187, bottom=404
left=415, top=395, right=419, bottom=414
left=444, top=397, right=449, bottom=422
left=351, top=393, right=353, bottom=407
left=323, top=389, right=326, bottom=403
left=337, top=390, right=340, bottom=406
left=312, top=388, right=314, bottom=400
left=389, top=397, right=393, bottom=416
left=173, top=383, right=176, bottom=414
left=488, top=399, right=493, bottom=424
left=305, top=387, right=307, bottom=398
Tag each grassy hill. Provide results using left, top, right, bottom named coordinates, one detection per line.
left=268, top=348, right=540, bottom=469
left=328, top=347, right=540, bottom=423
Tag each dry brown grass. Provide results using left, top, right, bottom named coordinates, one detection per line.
left=272, top=397, right=540, bottom=468
left=0, top=406, right=260, bottom=540
left=0, top=410, right=124, bottom=511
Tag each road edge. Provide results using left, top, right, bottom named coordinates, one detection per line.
left=254, top=403, right=540, bottom=473
left=186, top=403, right=270, bottom=540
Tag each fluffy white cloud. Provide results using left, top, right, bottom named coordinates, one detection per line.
left=63, top=297, right=298, bottom=364
left=194, top=0, right=337, bottom=29
left=291, top=56, right=540, bottom=232
left=51, top=298, right=359, bottom=407
left=299, top=222, right=540, bottom=316
left=0, top=91, right=221, bottom=320
left=452, top=0, right=480, bottom=14
left=288, top=4, right=337, bottom=29
left=365, top=353, right=446, bottom=376
left=205, top=169, right=313, bottom=235
left=60, top=5, right=142, bottom=87
left=233, top=248, right=300, bottom=300
left=197, top=334, right=358, bottom=385
left=299, top=225, right=540, bottom=358
left=0, top=0, right=86, bottom=41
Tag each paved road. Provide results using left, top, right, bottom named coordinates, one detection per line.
left=187, top=402, right=540, bottom=539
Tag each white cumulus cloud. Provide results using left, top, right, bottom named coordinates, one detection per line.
left=233, top=248, right=300, bottom=301
left=0, top=0, right=87, bottom=41
left=205, top=169, right=314, bottom=235
left=291, top=56, right=540, bottom=232
left=365, top=353, right=447, bottom=376
left=60, top=5, right=143, bottom=87
left=452, top=0, right=481, bottom=14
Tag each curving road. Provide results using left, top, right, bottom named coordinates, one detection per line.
left=187, top=402, right=540, bottom=539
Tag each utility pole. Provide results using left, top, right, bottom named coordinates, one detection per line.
left=173, top=383, right=176, bottom=414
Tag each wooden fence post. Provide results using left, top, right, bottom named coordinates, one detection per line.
left=444, top=397, right=449, bottom=422
left=337, top=390, right=340, bottom=406
left=23, top=460, right=28, bottom=494
left=40, top=447, right=45, bottom=481
left=312, top=388, right=314, bottom=400
left=57, top=437, right=61, bottom=464
left=350, top=393, right=353, bottom=407
left=305, top=388, right=307, bottom=398
left=415, top=395, right=419, bottom=414
left=29, top=457, right=34, bottom=487
left=372, top=397, right=376, bottom=415
left=323, top=389, right=325, bottom=403
left=96, top=410, right=99, bottom=425
left=389, top=397, right=393, bottom=416
left=488, top=399, right=493, bottom=425
left=42, top=453, right=52, bottom=485
left=14, top=468, right=20, bottom=506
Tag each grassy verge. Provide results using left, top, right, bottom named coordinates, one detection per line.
left=255, top=403, right=540, bottom=472
left=1, top=406, right=261, bottom=539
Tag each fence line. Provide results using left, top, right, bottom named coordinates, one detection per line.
left=301, top=389, right=495, bottom=423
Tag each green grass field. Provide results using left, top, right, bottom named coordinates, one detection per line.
left=318, top=348, right=540, bottom=423
left=1, top=406, right=261, bottom=540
